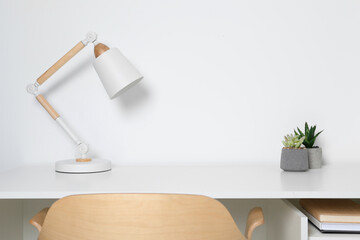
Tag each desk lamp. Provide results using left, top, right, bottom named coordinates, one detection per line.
left=26, top=32, right=143, bottom=173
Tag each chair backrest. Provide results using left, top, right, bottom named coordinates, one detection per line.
left=38, top=193, right=245, bottom=240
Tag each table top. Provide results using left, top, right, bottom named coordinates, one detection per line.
left=0, top=164, right=359, bottom=199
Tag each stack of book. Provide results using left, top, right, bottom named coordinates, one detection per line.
left=300, top=199, right=360, bottom=233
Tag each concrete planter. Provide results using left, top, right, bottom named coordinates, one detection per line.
left=280, top=148, right=309, bottom=172
left=308, top=147, right=322, bottom=169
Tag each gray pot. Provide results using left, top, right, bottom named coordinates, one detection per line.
left=280, top=148, right=309, bottom=171
left=308, top=147, right=322, bottom=169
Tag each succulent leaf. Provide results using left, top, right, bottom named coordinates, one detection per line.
left=305, top=122, right=309, bottom=135
left=282, top=134, right=304, bottom=149
left=297, top=127, right=304, bottom=137
left=296, top=122, right=323, bottom=148
left=314, top=130, right=324, bottom=138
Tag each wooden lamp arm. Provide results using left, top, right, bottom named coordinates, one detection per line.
left=30, top=40, right=87, bottom=119
left=29, top=208, right=49, bottom=233
left=36, top=42, right=85, bottom=85
left=35, top=32, right=97, bottom=86
left=25, top=33, right=99, bottom=161
left=35, top=94, right=60, bottom=120
left=245, top=207, right=265, bottom=240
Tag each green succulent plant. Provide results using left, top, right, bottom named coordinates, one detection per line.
left=294, top=122, right=323, bottom=148
left=282, top=134, right=305, bottom=149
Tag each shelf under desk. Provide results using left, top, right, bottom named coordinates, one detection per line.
left=308, top=223, right=360, bottom=240
left=0, top=164, right=359, bottom=199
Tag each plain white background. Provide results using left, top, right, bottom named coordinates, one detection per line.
left=1, top=0, right=360, bottom=171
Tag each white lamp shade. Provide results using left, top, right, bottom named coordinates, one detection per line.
left=93, top=48, right=143, bottom=99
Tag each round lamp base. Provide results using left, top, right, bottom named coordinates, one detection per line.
left=55, top=158, right=111, bottom=174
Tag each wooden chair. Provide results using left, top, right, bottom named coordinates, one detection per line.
left=30, top=194, right=264, bottom=240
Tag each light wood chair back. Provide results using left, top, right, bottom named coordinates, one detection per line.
left=31, top=194, right=264, bottom=240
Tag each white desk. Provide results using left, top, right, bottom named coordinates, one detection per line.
left=0, top=164, right=359, bottom=199
left=0, top=164, right=359, bottom=240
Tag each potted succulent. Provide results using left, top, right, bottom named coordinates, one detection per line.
left=281, top=134, right=308, bottom=171
left=294, top=122, right=323, bottom=169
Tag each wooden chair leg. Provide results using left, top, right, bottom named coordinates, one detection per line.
left=245, top=207, right=265, bottom=240
left=29, top=208, right=49, bottom=232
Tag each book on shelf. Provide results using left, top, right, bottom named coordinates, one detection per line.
left=300, top=199, right=360, bottom=233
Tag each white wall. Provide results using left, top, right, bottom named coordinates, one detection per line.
left=1, top=0, right=360, bottom=170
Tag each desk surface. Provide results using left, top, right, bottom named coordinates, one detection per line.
left=0, top=164, right=359, bottom=199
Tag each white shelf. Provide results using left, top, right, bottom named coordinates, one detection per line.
left=0, top=163, right=360, bottom=199
left=309, top=223, right=360, bottom=240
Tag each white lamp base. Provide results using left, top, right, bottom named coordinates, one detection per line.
left=55, top=158, right=111, bottom=174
